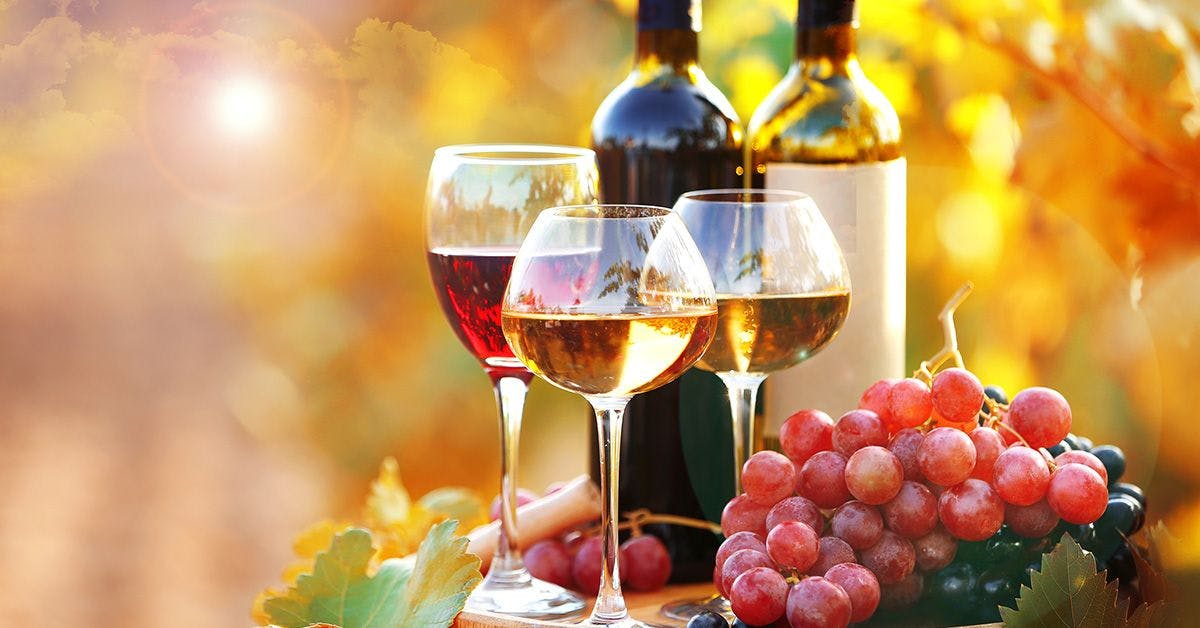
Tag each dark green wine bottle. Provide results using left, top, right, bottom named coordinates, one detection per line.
left=588, top=0, right=743, bottom=582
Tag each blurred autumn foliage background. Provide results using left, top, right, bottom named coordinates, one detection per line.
left=1, top=0, right=1198, bottom=624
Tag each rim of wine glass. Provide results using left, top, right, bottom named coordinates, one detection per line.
left=433, top=143, right=595, bottom=166
left=678, top=188, right=814, bottom=206
left=540, top=203, right=673, bottom=220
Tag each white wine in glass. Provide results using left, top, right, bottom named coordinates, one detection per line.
left=660, top=189, right=850, bottom=623
left=502, top=205, right=717, bottom=627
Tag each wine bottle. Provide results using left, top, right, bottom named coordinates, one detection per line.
left=589, top=0, right=742, bottom=582
left=747, top=0, right=905, bottom=447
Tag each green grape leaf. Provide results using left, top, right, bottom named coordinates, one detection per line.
left=999, top=533, right=1128, bottom=627
left=394, top=519, right=483, bottom=627
left=262, top=521, right=481, bottom=628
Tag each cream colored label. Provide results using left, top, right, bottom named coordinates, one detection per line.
left=764, top=158, right=907, bottom=434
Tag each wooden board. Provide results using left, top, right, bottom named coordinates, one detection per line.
left=454, top=582, right=1003, bottom=627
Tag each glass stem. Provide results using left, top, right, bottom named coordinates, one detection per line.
left=489, top=374, right=531, bottom=580
left=586, top=395, right=632, bottom=624
left=719, top=373, right=767, bottom=494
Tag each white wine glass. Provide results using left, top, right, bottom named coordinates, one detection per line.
left=425, top=144, right=598, bottom=619
left=660, top=189, right=851, bottom=622
left=501, top=205, right=717, bottom=627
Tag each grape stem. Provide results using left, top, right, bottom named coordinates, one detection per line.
left=576, top=508, right=722, bottom=538
left=914, top=281, right=974, bottom=384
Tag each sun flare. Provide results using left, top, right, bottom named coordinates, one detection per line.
left=213, top=76, right=275, bottom=138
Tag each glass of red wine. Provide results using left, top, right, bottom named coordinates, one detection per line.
left=425, top=144, right=598, bottom=619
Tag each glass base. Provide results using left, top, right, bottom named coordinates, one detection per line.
left=581, top=617, right=647, bottom=628
left=466, top=568, right=586, bottom=621
left=658, top=594, right=733, bottom=623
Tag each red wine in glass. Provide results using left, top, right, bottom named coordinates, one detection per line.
left=427, top=246, right=526, bottom=377
left=427, top=245, right=601, bottom=379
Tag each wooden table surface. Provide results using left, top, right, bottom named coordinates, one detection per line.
left=454, top=582, right=1004, bottom=627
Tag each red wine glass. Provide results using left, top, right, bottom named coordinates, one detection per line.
left=425, top=144, right=598, bottom=619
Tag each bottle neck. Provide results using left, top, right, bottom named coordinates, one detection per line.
left=635, top=30, right=699, bottom=70
left=635, top=0, right=700, bottom=72
left=794, top=0, right=857, bottom=70
left=795, top=23, right=856, bottom=63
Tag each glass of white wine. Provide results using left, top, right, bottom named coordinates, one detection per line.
left=501, top=205, right=717, bottom=627
left=661, top=188, right=851, bottom=622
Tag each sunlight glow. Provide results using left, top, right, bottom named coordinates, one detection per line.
left=213, top=76, right=275, bottom=138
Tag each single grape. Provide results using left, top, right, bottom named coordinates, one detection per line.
left=742, top=450, right=797, bottom=506
left=918, top=427, right=977, bottom=486
left=1090, top=445, right=1126, bottom=485
left=713, top=564, right=726, bottom=598
left=829, top=500, right=883, bottom=550
left=1047, top=440, right=1071, bottom=457
left=1077, top=435, right=1095, bottom=450
left=977, top=570, right=1019, bottom=604
left=798, top=451, right=852, bottom=509
left=808, top=536, right=856, bottom=576
left=1005, top=499, right=1060, bottom=538
left=993, top=446, right=1051, bottom=506
left=832, top=409, right=888, bottom=457
left=1096, top=494, right=1144, bottom=536
left=686, top=610, right=729, bottom=628
left=765, top=496, right=824, bottom=533
left=1047, top=463, right=1108, bottom=524
left=858, top=530, right=916, bottom=585
left=716, top=531, right=767, bottom=571
left=938, top=478, right=1005, bottom=541
left=721, top=493, right=771, bottom=537
left=984, top=384, right=1008, bottom=407
left=524, top=539, right=573, bottom=589
left=880, top=480, right=938, bottom=538
left=1008, top=387, right=1072, bottom=449
left=767, top=520, right=819, bottom=572
left=729, top=567, right=788, bottom=626
left=845, top=446, right=904, bottom=505
left=983, top=527, right=1026, bottom=566
left=824, top=563, right=880, bottom=623
left=619, top=535, right=671, bottom=591
left=929, top=562, right=978, bottom=603
left=859, top=378, right=898, bottom=429
left=571, top=536, right=602, bottom=595
left=786, top=577, right=852, bottom=628
left=969, top=426, right=1005, bottom=482
left=720, top=548, right=775, bottom=595
left=1053, top=520, right=1096, bottom=546
left=932, top=367, right=985, bottom=423
left=780, top=409, right=835, bottom=465
left=1055, top=450, right=1108, bottom=484
left=1063, top=433, right=1083, bottom=450
left=887, top=377, right=933, bottom=429
left=1110, top=482, right=1146, bottom=509
left=888, top=428, right=926, bottom=481
left=878, top=571, right=924, bottom=611
left=912, top=526, right=957, bottom=572
left=488, top=488, right=538, bottom=521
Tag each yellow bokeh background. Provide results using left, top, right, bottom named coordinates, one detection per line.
left=1, top=0, right=1198, bottom=624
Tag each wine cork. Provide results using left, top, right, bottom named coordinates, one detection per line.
left=467, top=474, right=601, bottom=571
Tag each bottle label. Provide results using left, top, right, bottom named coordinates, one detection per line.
left=638, top=0, right=699, bottom=32
left=763, top=158, right=906, bottom=434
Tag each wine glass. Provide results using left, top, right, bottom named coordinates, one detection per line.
left=660, top=189, right=851, bottom=622
left=501, top=205, right=717, bottom=627
left=424, top=144, right=597, bottom=619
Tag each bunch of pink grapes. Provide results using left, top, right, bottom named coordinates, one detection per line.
left=716, top=368, right=1108, bottom=627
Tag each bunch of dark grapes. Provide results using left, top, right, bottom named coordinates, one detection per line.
left=707, top=369, right=1142, bottom=627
